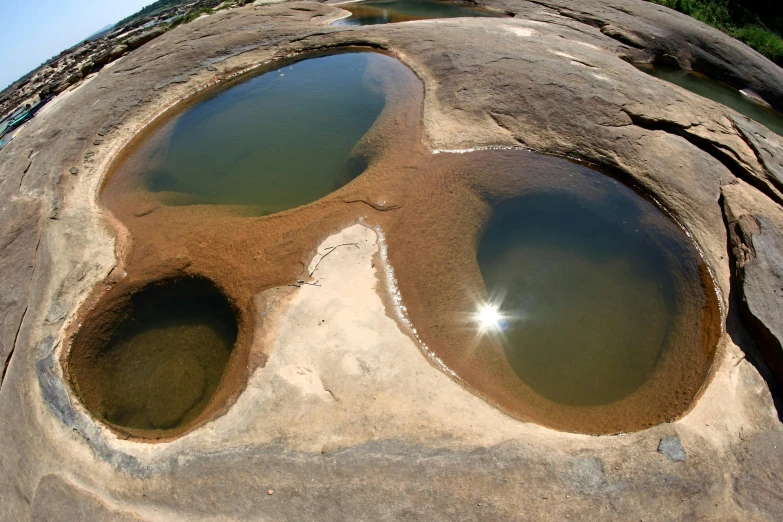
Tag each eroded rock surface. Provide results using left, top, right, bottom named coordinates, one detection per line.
left=1, top=1, right=782, bottom=520
left=731, top=115, right=783, bottom=204
left=723, top=181, right=783, bottom=380
left=479, top=0, right=783, bottom=111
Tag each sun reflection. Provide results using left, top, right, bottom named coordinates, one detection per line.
left=477, top=303, right=504, bottom=332
left=460, top=296, right=521, bottom=357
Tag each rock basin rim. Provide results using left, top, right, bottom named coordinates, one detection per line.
left=61, top=43, right=722, bottom=441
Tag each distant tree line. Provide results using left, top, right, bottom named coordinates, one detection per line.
left=114, top=0, right=191, bottom=28
left=647, top=0, right=783, bottom=65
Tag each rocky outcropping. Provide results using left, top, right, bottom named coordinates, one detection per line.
left=480, top=0, right=783, bottom=111
left=723, top=180, right=783, bottom=380
left=126, top=27, right=166, bottom=50
left=0, top=0, right=232, bottom=121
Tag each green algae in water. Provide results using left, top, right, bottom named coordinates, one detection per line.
left=135, top=53, right=395, bottom=211
left=88, top=279, right=237, bottom=431
left=477, top=177, right=703, bottom=407
left=332, top=0, right=506, bottom=26
left=636, top=63, right=783, bottom=136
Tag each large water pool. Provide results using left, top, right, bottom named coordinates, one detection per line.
left=112, top=52, right=411, bottom=213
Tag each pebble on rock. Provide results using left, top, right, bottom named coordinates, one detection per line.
left=658, top=436, right=687, bottom=462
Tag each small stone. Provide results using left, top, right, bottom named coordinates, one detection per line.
left=69, top=167, right=79, bottom=175
left=658, top=436, right=687, bottom=462
left=267, top=489, right=274, bottom=495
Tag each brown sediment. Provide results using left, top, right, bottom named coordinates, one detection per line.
left=63, top=47, right=721, bottom=440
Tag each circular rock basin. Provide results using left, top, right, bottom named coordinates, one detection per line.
left=66, top=49, right=424, bottom=439
left=471, top=165, right=720, bottom=430
left=67, top=277, right=238, bottom=435
left=107, top=51, right=410, bottom=214
left=73, top=45, right=719, bottom=436
left=478, top=187, right=700, bottom=407
left=385, top=150, right=721, bottom=434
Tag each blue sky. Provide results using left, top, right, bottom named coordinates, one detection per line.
left=0, top=0, right=153, bottom=90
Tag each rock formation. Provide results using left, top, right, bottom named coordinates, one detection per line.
left=1, top=1, right=782, bottom=519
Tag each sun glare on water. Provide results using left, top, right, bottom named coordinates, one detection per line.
left=477, top=303, right=502, bottom=331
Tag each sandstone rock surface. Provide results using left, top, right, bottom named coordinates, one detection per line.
left=480, top=0, right=783, bottom=111
left=1, top=1, right=782, bottom=520
left=723, top=180, right=783, bottom=381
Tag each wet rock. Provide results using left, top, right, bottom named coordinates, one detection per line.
left=126, top=27, right=165, bottom=50
left=658, top=436, right=687, bottom=462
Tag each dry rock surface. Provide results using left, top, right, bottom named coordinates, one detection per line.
left=1, top=0, right=783, bottom=520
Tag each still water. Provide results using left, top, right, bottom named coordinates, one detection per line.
left=477, top=175, right=702, bottom=407
left=332, top=0, right=506, bottom=26
left=125, top=52, right=403, bottom=213
left=79, top=278, right=237, bottom=431
left=636, top=63, right=783, bottom=136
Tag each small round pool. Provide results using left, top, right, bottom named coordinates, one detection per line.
left=67, top=277, right=238, bottom=434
